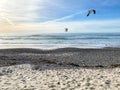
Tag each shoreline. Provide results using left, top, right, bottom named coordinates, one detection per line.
left=0, top=44, right=117, bottom=50
left=0, top=47, right=120, bottom=67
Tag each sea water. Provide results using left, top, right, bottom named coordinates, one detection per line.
left=0, top=33, right=120, bottom=49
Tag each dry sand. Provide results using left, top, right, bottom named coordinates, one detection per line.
left=0, top=48, right=120, bottom=90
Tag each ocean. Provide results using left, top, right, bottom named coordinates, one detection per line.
left=0, top=33, right=120, bottom=49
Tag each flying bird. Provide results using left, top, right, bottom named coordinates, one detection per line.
left=65, top=28, right=68, bottom=32
left=87, top=9, right=96, bottom=16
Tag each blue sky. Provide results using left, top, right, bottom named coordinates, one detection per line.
left=33, top=0, right=120, bottom=22
left=0, top=0, right=120, bottom=35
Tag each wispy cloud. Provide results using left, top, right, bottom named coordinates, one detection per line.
left=0, top=14, right=15, bottom=26
left=42, top=10, right=87, bottom=24
left=0, top=0, right=69, bottom=25
left=0, top=0, right=51, bottom=24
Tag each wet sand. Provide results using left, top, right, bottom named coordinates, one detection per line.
left=0, top=48, right=120, bottom=90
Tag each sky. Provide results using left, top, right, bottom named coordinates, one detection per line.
left=0, top=0, right=120, bottom=35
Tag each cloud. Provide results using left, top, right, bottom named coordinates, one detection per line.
left=0, top=19, right=120, bottom=37
left=43, top=10, right=87, bottom=23
left=0, top=0, right=70, bottom=25
left=1, top=19, right=119, bottom=35
left=0, top=0, right=52, bottom=24
left=0, top=0, right=120, bottom=35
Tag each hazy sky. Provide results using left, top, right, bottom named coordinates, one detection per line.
left=0, top=0, right=120, bottom=35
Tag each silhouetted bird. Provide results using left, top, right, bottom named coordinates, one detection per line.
left=65, top=28, right=68, bottom=32
left=87, top=9, right=96, bottom=16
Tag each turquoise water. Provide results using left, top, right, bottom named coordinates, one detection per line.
left=0, top=33, right=120, bottom=49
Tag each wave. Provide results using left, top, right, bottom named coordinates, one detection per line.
left=0, top=33, right=120, bottom=48
left=0, top=36, right=120, bottom=40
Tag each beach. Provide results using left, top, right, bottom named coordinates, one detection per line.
left=0, top=48, right=120, bottom=90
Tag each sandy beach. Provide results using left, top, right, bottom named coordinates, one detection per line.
left=0, top=48, right=120, bottom=90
